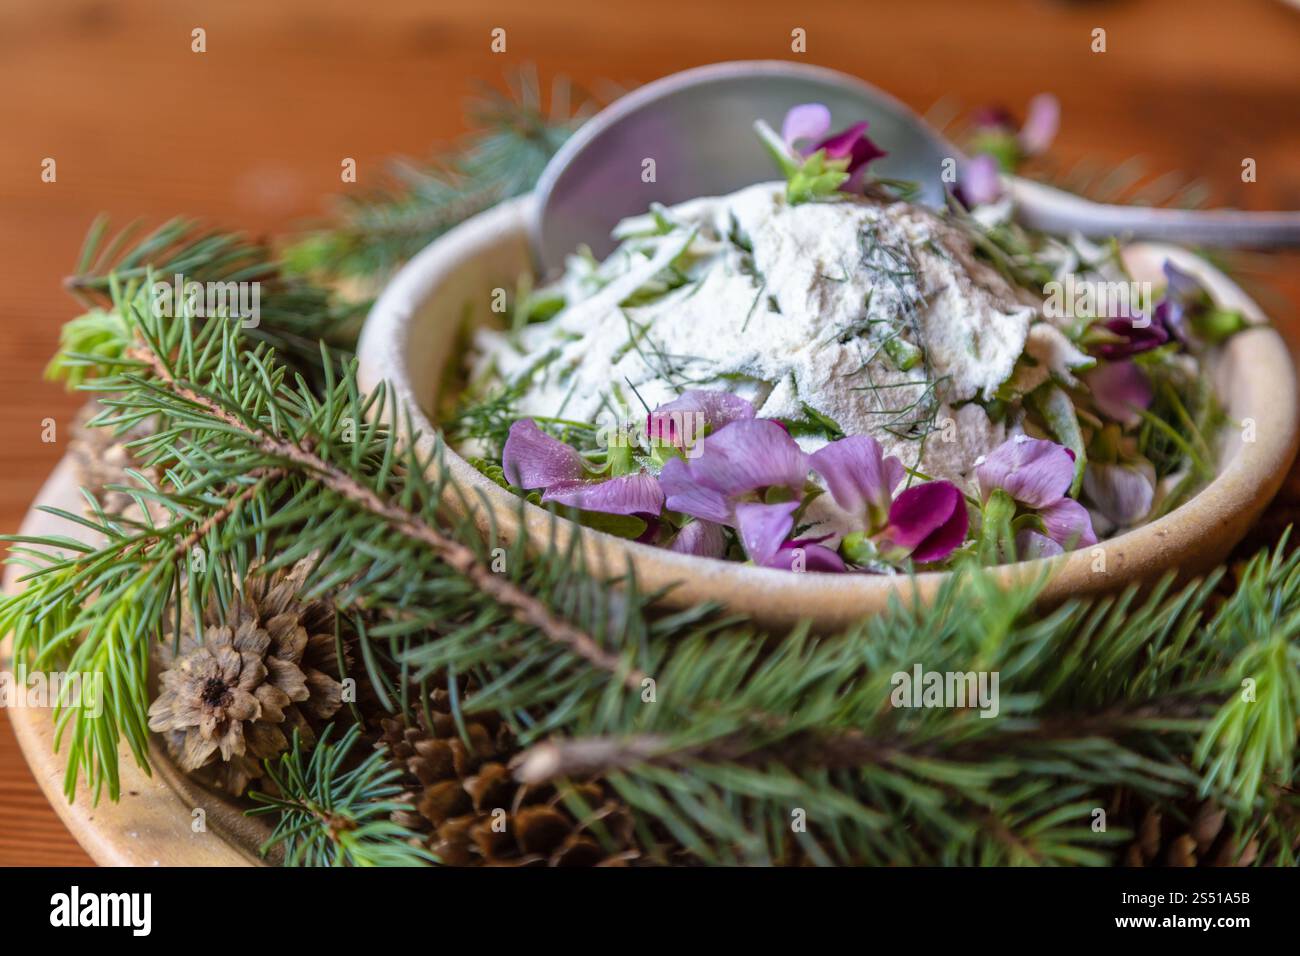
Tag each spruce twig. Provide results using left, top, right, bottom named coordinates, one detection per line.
left=125, top=342, right=644, bottom=690
left=249, top=724, right=434, bottom=867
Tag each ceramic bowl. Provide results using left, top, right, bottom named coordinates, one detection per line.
left=357, top=196, right=1299, bottom=630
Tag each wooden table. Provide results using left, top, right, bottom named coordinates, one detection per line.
left=1, top=0, right=1298, bottom=866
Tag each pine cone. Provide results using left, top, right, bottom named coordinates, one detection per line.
left=1121, top=799, right=1258, bottom=867
left=377, top=689, right=641, bottom=866
left=148, top=558, right=351, bottom=795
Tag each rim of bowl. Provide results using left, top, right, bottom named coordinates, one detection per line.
left=358, top=195, right=1299, bottom=629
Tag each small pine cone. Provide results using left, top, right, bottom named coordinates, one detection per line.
left=376, top=689, right=640, bottom=867
left=1122, top=799, right=1256, bottom=868
left=149, top=557, right=352, bottom=795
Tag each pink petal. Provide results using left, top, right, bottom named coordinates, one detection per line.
left=1015, top=529, right=1064, bottom=560
left=782, top=103, right=832, bottom=152
left=959, top=154, right=1003, bottom=207
left=1038, top=498, right=1097, bottom=550
left=809, top=435, right=905, bottom=526
left=886, top=481, right=970, bottom=562
left=976, top=437, right=1074, bottom=509
left=659, top=457, right=731, bottom=524
left=1018, top=94, right=1060, bottom=156
left=502, top=419, right=584, bottom=490
left=769, top=542, right=846, bottom=573
left=734, top=501, right=798, bottom=566
left=667, top=519, right=726, bottom=558
left=647, top=390, right=754, bottom=448
left=1082, top=462, right=1155, bottom=526
left=1085, top=361, right=1153, bottom=428
left=541, top=471, right=664, bottom=516
left=823, top=123, right=886, bottom=171
left=660, top=420, right=809, bottom=525
left=816, top=121, right=867, bottom=160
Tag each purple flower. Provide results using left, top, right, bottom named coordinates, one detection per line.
left=1038, top=498, right=1097, bottom=550
left=542, top=472, right=665, bottom=516
left=955, top=154, right=1003, bottom=208
left=880, top=481, right=970, bottom=563
left=1084, top=360, right=1153, bottom=428
left=1015, top=530, right=1063, bottom=559
left=809, top=435, right=905, bottom=532
left=1013, top=503, right=1097, bottom=557
left=769, top=540, right=846, bottom=572
left=1091, top=306, right=1170, bottom=360
left=781, top=104, right=887, bottom=191
left=781, top=104, right=833, bottom=152
left=970, top=94, right=1059, bottom=155
left=1018, top=94, right=1060, bottom=156
left=503, top=419, right=664, bottom=519
left=1083, top=461, right=1155, bottom=527
left=977, top=436, right=1097, bottom=553
left=667, top=519, right=726, bottom=558
left=502, top=419, right=584, bottom=489
left=976, top=436, right=1075, bottom=509
left=735, top=501, right=845, bottom=572
left=659, top=419, right=808, bottom=524
left=1151, top=259, right=1250, bottom=347
left=647, top=389, right=754, bottom=449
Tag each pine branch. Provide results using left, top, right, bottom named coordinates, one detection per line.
left=509, top=552, right=1300, bottom=865
left=124, top=341, right=644, bottom=690
left=6, top=199, right=1299, bottom=862
left=5, top=275, right=661, bottom=800
left=248, top=724, right=433, bottom=866
left=53, top=217, right=365, bottom=389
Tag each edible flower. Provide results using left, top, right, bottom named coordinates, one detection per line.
left=502, top=419, right=664, bottom=517
left=975, top=435, right=1096, bottom=560
left=810, top=435, right=968, bottom=565
left=658, top=419, right=808, bottom=524
left=667, top=518, right=727, bottom=558
left=1088, top=305, right=1170, bottom=360
left=877, top=481, right=970, bottom=563
left=1153, top=260, right=1248, bottom=347
left=736, top=501, right=846, bottom=572
left=1083, top=460, right=1156, bottom=528
left=954, top=154, right=1004, bottom=208
left=968, top=93, right=1060, bottom=171
left=646, top=389, right=754, bottom=452
left=808, top=435, right=904, bottom=532
left=755, top=104, right=887, bottom=203
left=1083, top=360, right=1153, bottom=428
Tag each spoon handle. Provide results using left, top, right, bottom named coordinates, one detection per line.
left=1008, top=177, right=1300, bottom=248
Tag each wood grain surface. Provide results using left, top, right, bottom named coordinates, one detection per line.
left=1, top=0, right=1298, bottom=866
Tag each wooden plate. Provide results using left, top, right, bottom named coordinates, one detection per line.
left=2, top=457, right=270, bottom=866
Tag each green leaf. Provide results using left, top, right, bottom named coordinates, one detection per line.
left=1029, top=383, right=1086, bottom=496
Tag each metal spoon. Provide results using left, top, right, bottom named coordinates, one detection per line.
left=531, top=60, right=1300, bottom=274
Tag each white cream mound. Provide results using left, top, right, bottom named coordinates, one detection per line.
left=469, top=182, right=1048, bottom=487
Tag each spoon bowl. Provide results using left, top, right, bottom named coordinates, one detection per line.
left=532, top=61, right=954, bottom=273
left=532, top=60, right=1300, bottom=273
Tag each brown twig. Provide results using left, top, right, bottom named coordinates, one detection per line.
left=512, top=696, right=1218, bottom=785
